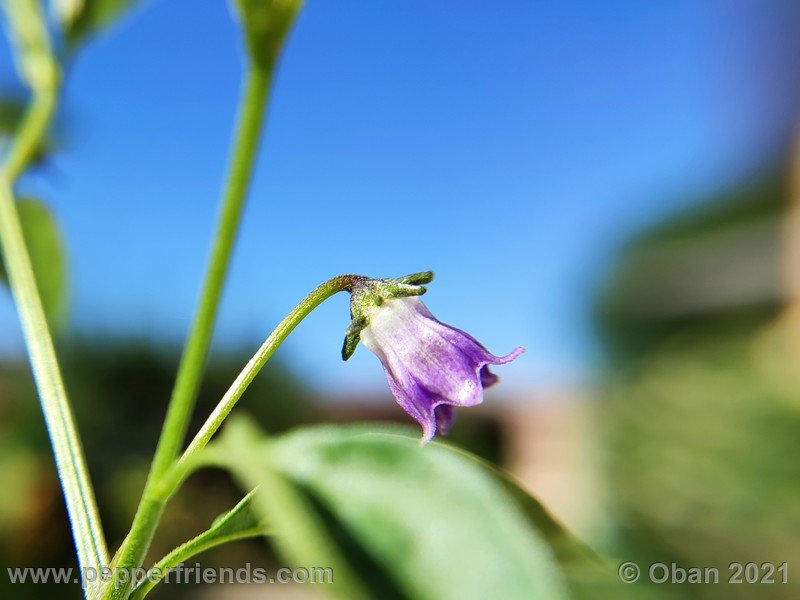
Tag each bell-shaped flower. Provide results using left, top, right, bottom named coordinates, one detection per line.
left=342, top=272, right=523, bottom=442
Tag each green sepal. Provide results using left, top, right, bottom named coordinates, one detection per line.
left=233, top=0, right=304, bottom=69
left=341, top=316, right=366, bottom=361
left=394, top=270, right=434, bottom=285
left=340, top=271, right=434, bottom=361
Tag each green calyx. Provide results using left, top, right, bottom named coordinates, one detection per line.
left=234, top=0, right=305, bottom=69
left=341, top=271, right=434, bottom=360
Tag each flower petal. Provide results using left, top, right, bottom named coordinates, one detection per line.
left=434, top=404, right=455, bottom=435
left=359, top=296, right=523, bottom=441
left=382, top=367, right=438, bottom=442
left=479, top=365, right=499, bottom=388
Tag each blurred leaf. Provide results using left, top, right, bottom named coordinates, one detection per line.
left=601, top=332, right=800, bottom=599
left=57, top=0, right=142, bottom=48
left=0, top=198, right=68, bottom=331
left=499, top=484, right=624, bottom=599
left=206, top=488, right=265, bottom=535
left=216, top=417, right=568, bottom=600
left=233, top=0, right=304, bottom=68
left=214, top=416, right=372, bottom=599
left=130, top=490, right=270, bottom=599
left=447, top=444, right=605, bottom=567
left=0, top=95, right=53, bottom=167
left=596, top=173, right=785, bottom=365
left=0, top=95, right=27, bottom=137
left=443, top=447, right=629, bottom=598
left=0, top=437, right=42, bottom=535
left=1, top=0, right=58, bottom=91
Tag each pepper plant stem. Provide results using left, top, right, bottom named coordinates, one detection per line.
left=105, top=63, right=274, bottom=599
left=153, top=64, right=273, bottom=481
left=0, top=91, right=109, bottom=589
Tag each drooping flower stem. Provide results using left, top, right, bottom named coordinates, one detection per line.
left=105, top=275, right=360, bottom=599
left=106, top=61, right=278, bottom=600
left=163, top=274, right=364, bottom=490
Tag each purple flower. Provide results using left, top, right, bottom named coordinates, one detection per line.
left=358, top=296, right=524, bottom=442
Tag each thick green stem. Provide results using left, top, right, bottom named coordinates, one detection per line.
left=155, top=64, right=274, bottom=481
left=0, top=94, right=108, bottom=588
left=105, top=64, right=274, bottom=600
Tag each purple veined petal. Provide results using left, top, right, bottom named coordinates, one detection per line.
left=403, top=297, right=523, bottom=360
left=411, top=302, right=525, bottom=395
left=359, top=296, right=524, bottom=442
left=434, top=404, right=455, bottom=435
left=363, top=299, right=488, bottom=407
left=415, top=300, right=524, bottom=366
left=476, top=347, right=525, bottom=388
left=377, top=344, right=469, bottom=442
left=479, top=365, right=499, bottom=388
left=382, top=331, right=486, bottom=408
left=382, top=366, right=438, bottom=442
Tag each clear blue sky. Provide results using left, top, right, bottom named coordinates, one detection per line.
left=2, top=0, right=800, bottom=392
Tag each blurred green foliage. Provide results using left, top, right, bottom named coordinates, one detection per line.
left=597, top=169, right=800, bottom=599
left=0, top=335, right=511, bottom=598
left=0, top=198, right=68, bottom=331
left=216, top=417, right=603, bottom=600
left=0, top=95, right=27, bottom=139
left=598, top=173, right=785, bottom=366
left=59, top=0, right=143, bottom=49
left=0, top=336, right=315, bottom=599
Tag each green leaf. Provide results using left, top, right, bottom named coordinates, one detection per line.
left=423, top=444, right=624, bottom=599
left=233, top=0, right=304, bottom=68
left=214, top=416, right=373, bottom=599
left=216, top=417, right=569, bottom=600
left=207, top=489, right=265, bottom=534
left=130, top=490, right=270, bottom=599
left=56, top=0, right=143, bottom=48
left=448, top=445, right=605, bottom=566
left=0, top=198, right=68, bottom=331
left=484, top=465, right=626, bottom=599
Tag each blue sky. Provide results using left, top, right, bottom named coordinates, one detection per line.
left=2, top=0, right=800, bottom=392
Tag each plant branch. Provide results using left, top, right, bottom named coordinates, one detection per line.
left=105, top=63, right=275, bottom=600
left=147, top=275, right=360, bottom=501
left=130, top=526, right=268, bottom=600
left=129, top=490, right=269, bottom=600
left=153, top=64, right=274, bottom=482
left=1, top=0, right=109, bottom=579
